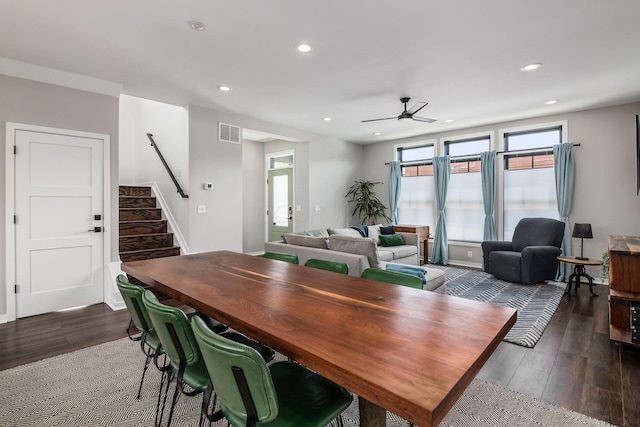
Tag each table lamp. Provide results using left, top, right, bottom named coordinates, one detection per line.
left=572, top=223, right=593, bottom=260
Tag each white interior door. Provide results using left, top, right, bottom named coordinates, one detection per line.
left=14, top=129, right=104, bottom=318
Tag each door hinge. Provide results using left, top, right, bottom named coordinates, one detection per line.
left=14, top=284, right=18, bottom=294
left=13, top=145, right=17, bottom=155
left=266, top=210, right=269, bottom=216
left=13, top=215, right=17, bottom=224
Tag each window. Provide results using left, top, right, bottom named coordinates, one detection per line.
left=502, top=126, right=561, bottom=240
left=396, top=143, right=435, bottom=227
left=442, top=136, right=490, bottom=242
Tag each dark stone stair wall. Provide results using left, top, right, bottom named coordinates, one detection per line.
left=119, top=186, right=181, bottom=263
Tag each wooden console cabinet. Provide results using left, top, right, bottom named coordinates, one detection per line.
left=394, top=225, right=429, bottom=265
left=608, top=236, right=640, bottom=347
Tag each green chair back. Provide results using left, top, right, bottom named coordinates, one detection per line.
left=304, top=258, right=349, bottom=275
left=142, top=290, right=210, bottom=391
left=117, top=274, right=155, bottom=338
left=361, top=268, right=423, bottom=289
left=191, top=315, right=279, bottom=426
left=263, top=252, right=299, bottom=264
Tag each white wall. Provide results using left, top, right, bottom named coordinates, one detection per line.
left=363, top=102, right=640, bottom=277
left=119, top=95, right=190, bottom=239
left=0, top=74, right=119, bottom=317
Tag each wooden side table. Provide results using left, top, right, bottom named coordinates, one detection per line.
left=557, top=256, right=602, bottom=296
left=394, top=225, right=430, bottom=265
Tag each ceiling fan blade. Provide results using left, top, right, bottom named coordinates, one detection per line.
left=407, top=102, right=428, bottom=115
left=361, top=117, right=398, bottom=123
left=412, top=116, right=437, bottom=123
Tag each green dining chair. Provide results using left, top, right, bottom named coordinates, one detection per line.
left=117, top=274, right=163, bottom=399
left=191, top=315, right=353, bottom=427
left=118, top=275, right=183, bottom=426
left=304, top=258, right=349, bottom=275
left=262, top=252, right=299, bottom=264
left=142, top=291, right=276, bottom=427
left=361, top=268, right=423, bottom=289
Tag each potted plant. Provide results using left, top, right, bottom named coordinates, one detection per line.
left=345, top=180, right=391, bottom=225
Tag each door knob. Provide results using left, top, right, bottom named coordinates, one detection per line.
left=88, top=227, right=103, bottom=232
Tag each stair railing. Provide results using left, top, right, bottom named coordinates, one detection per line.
left=146, top=133, right=188, bottom=198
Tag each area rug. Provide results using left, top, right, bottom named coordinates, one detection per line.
left=0, top=339, right=615, bottom=427
left=434, top=266, right=566, bottom=348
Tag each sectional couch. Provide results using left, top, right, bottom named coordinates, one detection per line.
left=263, top=225, right=446, bottom=293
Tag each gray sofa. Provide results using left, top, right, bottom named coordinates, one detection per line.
left=264, top=226, right=446, bottom=293
left=264, top=226, right=419, bottom=277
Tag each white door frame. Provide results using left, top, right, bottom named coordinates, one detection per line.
left=4, top=123, right=111, bottom=322
left=265, top=150, right=295, bottom=243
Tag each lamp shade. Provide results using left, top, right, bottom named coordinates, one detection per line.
left=572, top=223, right=593, bottom=239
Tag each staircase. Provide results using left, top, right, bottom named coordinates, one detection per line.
left=119, top=186, right=181, bottom=262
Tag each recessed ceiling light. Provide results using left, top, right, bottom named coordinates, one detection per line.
left=544, top=100, right=558, bottom=105
left=373, top=132, right=382, bottom=136
left=444, top=119, right=454, bottom=123
left=217, top=85, right=231, bottom=92
left=520, top=63, right=542, bottom=71
left=323, top=117, right=332, bottom=121
left=296, top=43, right=313, bottom=53
left=188, top=21, right=207, bottom=31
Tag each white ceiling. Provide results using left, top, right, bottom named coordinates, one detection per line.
left=2, top=0, right=640, bottom=144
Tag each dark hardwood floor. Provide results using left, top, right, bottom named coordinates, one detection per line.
left=1, top=286, right=638, bottom=426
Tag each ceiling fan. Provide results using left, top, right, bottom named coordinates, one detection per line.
left=361, top=97, right=436, bottom=123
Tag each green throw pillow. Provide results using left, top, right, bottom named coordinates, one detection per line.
left=379, top=233, right=405, bottom=247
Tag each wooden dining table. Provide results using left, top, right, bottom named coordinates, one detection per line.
left=122, top=251, right=516, bottom=427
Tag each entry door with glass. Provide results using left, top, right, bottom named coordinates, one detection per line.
left=267, top=164, right=293, bottom=242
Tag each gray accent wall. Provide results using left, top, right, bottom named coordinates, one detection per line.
left=0, top=74, right=119, bottom=317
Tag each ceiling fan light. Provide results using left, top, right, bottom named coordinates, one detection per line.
left=398, top=117, right=413, bottom=122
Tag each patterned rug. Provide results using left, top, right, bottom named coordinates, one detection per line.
left=0, top=339, right=614, bottom=427
left=435, top=266, right=567, bottom=348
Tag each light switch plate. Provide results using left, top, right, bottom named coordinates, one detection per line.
left=197, top=205, right=206, bottom=214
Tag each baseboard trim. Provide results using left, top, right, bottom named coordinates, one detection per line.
left=447, top=260, right=483, bottom=270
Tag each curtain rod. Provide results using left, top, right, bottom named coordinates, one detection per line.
left=384, top=143, right=581, bottom=165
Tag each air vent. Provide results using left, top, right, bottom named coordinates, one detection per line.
left=218, top=122, right=241, bottom=144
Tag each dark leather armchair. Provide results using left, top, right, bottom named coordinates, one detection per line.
left=482, top=218, right=565, bottom=284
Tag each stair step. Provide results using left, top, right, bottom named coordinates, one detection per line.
left=119, top=208, right=162, bottom=221
left=120, top=233, right=174, bottom=252
left=119, top=186, right=152, bottom=197
left=120, top=196, right=157, bottom=209
left=120, top=247, right=181, bottom=262
left=118, top=185, right=180, bottom=264
left=120, top=220, right=168, bottom=236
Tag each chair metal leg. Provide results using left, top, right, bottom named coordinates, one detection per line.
left=137, top=355, right=152, bottom=399
left=158, top=370, right=174, bottom=427
left=166, top=380, right=181, bottom=427
left=154, top=368, right=168, bottom=427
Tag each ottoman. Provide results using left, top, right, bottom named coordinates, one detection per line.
left=380, top=262, right=447, bottom=294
